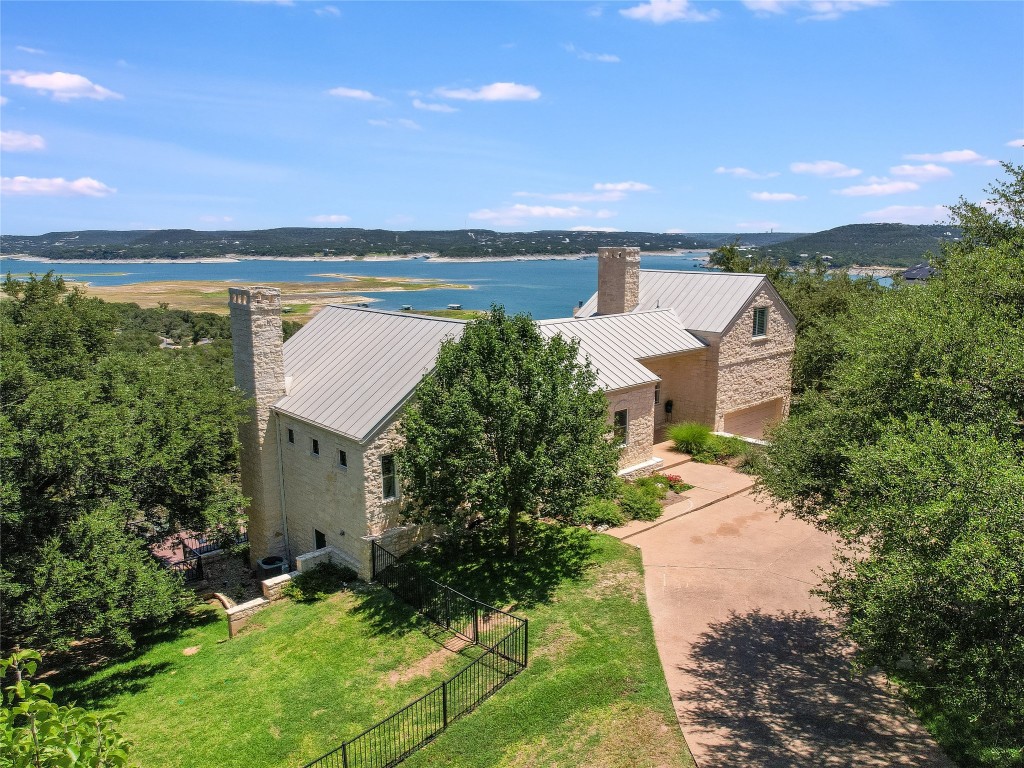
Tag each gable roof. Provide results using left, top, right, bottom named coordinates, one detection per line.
left=538, top=309, right=705, bottom=392
left=902, top=262, right=937, bottom=281
left=575, top=270, right=784, bottom=334
left=274, top=306, right=465, bottom=442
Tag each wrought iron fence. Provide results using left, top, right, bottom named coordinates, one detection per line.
left=168, top=556, right=203, bottom=583
left=181, top=526, right=248, bottom=559
left=301, top=541, right=528, bottom=768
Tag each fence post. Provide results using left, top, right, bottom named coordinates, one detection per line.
left=341, top=742, right=348, bottom=768
left=442, top=680, right=449, bottom=727
left=473, top=604, right=479, bottom=645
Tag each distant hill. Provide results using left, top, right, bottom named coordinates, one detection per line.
left=756, top=224, right=961, bottom=267
left=0, top=224, right=956, bottom=266
left=0, top=227, right=803, bottom=261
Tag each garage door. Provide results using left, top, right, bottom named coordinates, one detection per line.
left=723, top=398, right=785, bottom=439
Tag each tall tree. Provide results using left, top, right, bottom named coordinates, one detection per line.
left=755, top=164, right=1024, bottom=765
left=399, top=306, right=620, bottom=555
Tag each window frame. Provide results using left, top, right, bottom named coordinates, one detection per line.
left=612, top=409, right=628, bottom=447
left=314, top=528, right=327, bottom=550
left=287, top=428, right=295, bottom=444
left=654, top=382, right=661, bottom=406
left=381, top=454, right=397, bottom=501
left=311, top=438, right=320, bottom=457
left=338, top=449, right=348, bottom=468
left=752, top=307, right=768, bottom=338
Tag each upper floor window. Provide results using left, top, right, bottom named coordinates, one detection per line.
left=311, top=438, right=320, bottom=456
left=338, top=449, right=348, bottom=468
left=654, top=382, right=661, bottom=405
left=381, top=454, right=397, bottom=500
left=287, top=428, right=295, bottom=444
left=752, top=307, right=768, bottom=338
left=613, top=409, right=628, bottom=446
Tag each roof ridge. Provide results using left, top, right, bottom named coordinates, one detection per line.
left=321, top=304, right=468, bottom=324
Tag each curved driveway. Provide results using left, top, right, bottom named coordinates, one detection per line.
left=611, top=449, right=953, bottom=768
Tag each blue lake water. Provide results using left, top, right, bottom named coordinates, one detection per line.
left=1, top=253, right=712, bottom=320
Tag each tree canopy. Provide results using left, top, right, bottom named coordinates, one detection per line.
left=1, top=273, right=249, bottom=652
left=398, top=306, right=620, bottom=555
left=755, top=164, right=1024, bottom=766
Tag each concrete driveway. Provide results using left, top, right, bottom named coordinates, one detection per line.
left=611, top=451, right=953, bottom=768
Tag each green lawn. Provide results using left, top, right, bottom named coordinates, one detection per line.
left=54, top=526, right=693, bottom=768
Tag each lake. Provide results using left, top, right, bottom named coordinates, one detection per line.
left=0, top=253, right=712, bottom=320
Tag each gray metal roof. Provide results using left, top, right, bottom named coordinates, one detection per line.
left=538, top=309, right=705, bottom=392
left=575, top=270, right=775, bottom=333
left=274, top=306, right=465, bottom=442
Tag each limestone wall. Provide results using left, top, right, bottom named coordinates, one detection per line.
left=713, top=288, right=795, bottom=431
left=642, top=347, right=717, bottom=429
left=607, top=384, right=656, bottom=469
left=363, top=421, right=406, bottom=537
left=597, top=247, right=640, bottom=315
left=275, top=415, right=369, bottom=572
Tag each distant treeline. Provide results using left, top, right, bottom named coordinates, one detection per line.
left=1, top=223, right=960, bottom=267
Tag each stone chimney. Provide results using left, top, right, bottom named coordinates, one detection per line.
left=597, top=246, right=641, bottom=315
left=229, top=287, right=287, bottom=564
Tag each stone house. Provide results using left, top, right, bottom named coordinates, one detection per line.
left=229, top=247, right=795, bottom=577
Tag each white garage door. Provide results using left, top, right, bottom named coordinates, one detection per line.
left=723, top=398, right=785, bottom=439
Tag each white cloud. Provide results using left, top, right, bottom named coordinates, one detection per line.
left=1, top=130, right=46, bottom=152
left=1007, top=139, right=1024, bottom=148
left=750, top=191, right=806, bottom=201
left=593, top=181, right=652, bottom=192
left=790, top=160, right=861, bottom=178
left=903, top=149, right=997, bottom=166
left=315, top=5, right=340, bottom=16
left=199, top=215, right=233, bottom=223
left=310, top=214, right=351, bottom=224
left=861, top=204, right=947, bottom=224
left=889, top=163, right=953, bottom=182
left=515, top=190, right=626, bottom=202
left=835, top=180, right=919, bottom=196
left=564, top=43, right=620, bottom=63
left=1, top=175, right=116, bottom=197
left=367, top=118, right=421, bottom=130
left=412, top=98, right=457, bottom=113
left=715, top=166, right=779, bottom=179
left=468, top=203, right=598, bottom=226
left=327, top=86, right=381, bottom=101
left=4, top=70, right=123, bottom=101
left=569, top=226, right=621, bottom=232
left=620, top=0, right=719, bottom=23
left=435, top=82, right=540, bottom=102
left=737, top=220, right=781, bottom=230
left=743, top=0, right=888, bottom=21
left=16, top=46, right=46, bottom=55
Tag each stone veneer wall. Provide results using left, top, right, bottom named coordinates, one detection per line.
left=713, top=288, right=795, bottom=431
left=597, top=247, right=640, bottom=315
left=607, top=383, right=656, bottom=470
left=275, top=415, right=369, bottom=573
left=229, top=287, right=287, bottom=563
left=642, top=347, right=717, bottom=430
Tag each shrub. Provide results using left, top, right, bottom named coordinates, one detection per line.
left=574, top=497, right=625, bottom=527
left=662, top=473, right=693, bottom=493
left=282, top=561, right=357, bottom=602
left=619, top=484, right=662, bottom=521
left=668, top=422, right=711, bottom=454
left=634, top=475, right=669, bottom=499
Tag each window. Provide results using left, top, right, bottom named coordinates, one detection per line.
left=613, top=409, right=628, bottom=446
left=654, top=382, right=661, bottom=405
left=338, top=449, right=348, bottom=467
left=381, top=454, right=397, bottom=500
left=314, top=529, right=327, bottom=550
left=311, top=438, right=320, bottom=456
left=287, top=428, right=295, bottom=444
left=752, top=307, right=768, bottom=338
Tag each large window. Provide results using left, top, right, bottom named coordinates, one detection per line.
left=613, top=409, right=628, bottom=446
left=752, top=307, right=768, bottom=338
left=381, top=454, right=397, bottom=500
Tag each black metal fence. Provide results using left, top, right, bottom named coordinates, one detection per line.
left=168, top=556, right=203, bottom=583
left=181, top=526, right=248, bottom=559
left=301, top=541, right=528, bottom=768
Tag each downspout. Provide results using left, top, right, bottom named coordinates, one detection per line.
left=273, top=411, right=291, bottom=564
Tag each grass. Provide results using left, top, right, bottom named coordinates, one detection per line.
left=51, top=587, right=475, bottom=768
left=402, top=521, right=695, bottom=768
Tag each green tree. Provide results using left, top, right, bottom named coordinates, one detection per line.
left=1, top=649, right=131, bottom=767
left=399, top=306, right=620, bottom=555
left=755, top=164, right=1024, bottom=765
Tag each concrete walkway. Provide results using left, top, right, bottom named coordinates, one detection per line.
left=611, top=457, right=953, bottom=768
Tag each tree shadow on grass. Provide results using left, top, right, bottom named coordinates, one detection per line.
left=346, top=583, right=434, bottom=637
left=678, top=609, right=953, bottom=768
left=407, top=518, right=596, bottom=611
left=56, top=661, right=174, bottom=710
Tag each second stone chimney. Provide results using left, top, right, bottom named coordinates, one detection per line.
left=597, top=246, right=641, bottom=315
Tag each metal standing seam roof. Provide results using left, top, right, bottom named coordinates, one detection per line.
left=575, top=270, right=774, bottom=333
left=273, top=306, right=465, bottom=442
left=538, top=309, right=706, bottom=392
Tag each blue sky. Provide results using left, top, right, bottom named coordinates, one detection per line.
left=1, top=0, right=1021, bottom=235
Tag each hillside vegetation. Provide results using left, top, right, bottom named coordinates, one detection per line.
left=757, top=223, right=961, bottom=267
